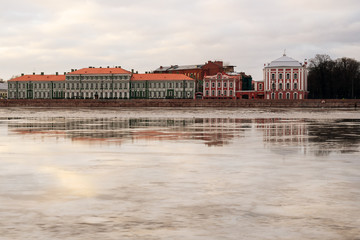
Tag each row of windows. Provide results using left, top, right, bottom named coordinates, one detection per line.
left=131, top=91, right=192, bottom=98
left=205, top=90, right=234, bottom=97
left=270, top=92, right=301, bottom=99
left=271, top=73, right=298, bottom=80
left=131, top=82, right=194, bottom=89
left=66, top=92, right=128, bottom=99
left=9, top=83, right=65, bottom=89
left=271, top=82, right=298, bottom=90
left=67, top=82, right=128, bottom=90
left=10, top=91, right=64, bottom=99
left=205, top=81, right=234, bottom=88
left=67, top=75, right=130, bottom=81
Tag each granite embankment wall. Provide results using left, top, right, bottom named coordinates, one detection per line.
left=0, top=99, right=359, bottom=108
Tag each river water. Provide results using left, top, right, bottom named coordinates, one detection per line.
left=0, top=107, right=359, bottom=240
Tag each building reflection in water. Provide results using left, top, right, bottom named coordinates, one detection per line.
left=5, top=117, right=360, bottom=153
left=6, top=117, right=246, bottom=147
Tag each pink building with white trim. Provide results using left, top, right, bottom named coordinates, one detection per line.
left=264, top=54, right=308, bottom=100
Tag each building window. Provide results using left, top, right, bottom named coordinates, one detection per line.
left=294, top=73, right=298, bottom=79
left=230, top=90, right=233, bottom=96
left=224, top=90, right=227, bottom=96
left=259, top=84, right=263, bottom=90
left=218, top=82, right=221, bottom=88
left=212, top=82, right=215, bottom=88
left=294, top=93, right=298, bottom=99
left=279, top=83, right=283, bottom=90
left=271, top=74, right=275, bottom=80
left=218, top=90, right=221, bottom=96
left=271, top=93, right=275, bottom=99
left=279, top=73, right=283, bottom=79
left=212, top=90, right=215, bottom=96
left=286, top=93, right=290, bottom=99
left=272, top=82, right=276, bottom=90
left=286, top=73, right=290, bottom=79
left=286, top=83, right=290, bottom=90
left=206, top=90, right=209, bottom=96
left=205, top=82, right=209, bottom=88
left=294, top=82, right=298, bottom=89
left=279, top=93, right=283, bottom=99
left=230, top=82, right=233, bottom=88
left=224, top=82, right=227, bottom=88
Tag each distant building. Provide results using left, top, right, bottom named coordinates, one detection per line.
left=0, top=81, right=8, bottom=99
left=130, top=73, right=196, bottom=99
left=66, top=67, right=132, bottom=99
left=7, top=67, right=195, bottom=100
left=263, top=54, right=308, bottom=100
left=154, top=61, right=236, bottom=91
left=7, top=73, right=65, bottom=99
left=203, top=73, right=239, bottom=99
left=203, top=72, right=264, bottom=99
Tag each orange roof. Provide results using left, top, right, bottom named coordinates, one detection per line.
left=67, top=67, right=131, bottom=75
left=131, top=73, right=194, bottom=81
left=9, top=75, right=65, bottom=82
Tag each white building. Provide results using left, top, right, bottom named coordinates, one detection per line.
left=65, top=67, right=132, bottom=99
left=264, top=54, right=308, bottom=100
left=130, top=73, right=195, bottom=99
left=7, top=74, right=66, bottom=99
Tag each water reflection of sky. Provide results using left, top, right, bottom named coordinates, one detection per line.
left=0, top=108, right=359, bottom=239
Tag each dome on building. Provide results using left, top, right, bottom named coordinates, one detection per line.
left=267, top=54, right=302, bottom=67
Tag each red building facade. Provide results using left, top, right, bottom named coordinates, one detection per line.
left=203, top=73, right=238, bottom=99
left=203, top=73, right=265, bottom=100
left=264, top=54, right=308, bottom=100
left=154, top=61, right=235, bottom=92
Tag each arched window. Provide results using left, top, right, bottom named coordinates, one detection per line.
left=294, top=93, right=298, bottom=99
left=286, top=93, right=290, bottom=99
left=294, top=82, right=298, bottom=89
left=272, top=82, right=276, bottom=90
left=279, top=93, right=283, bottom=99
left=279, top=83, right=283, bottom=90
left=271, top=93, right=275, bottom=99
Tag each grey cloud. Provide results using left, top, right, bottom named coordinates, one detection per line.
left=1, top=0, right=360, bottom=81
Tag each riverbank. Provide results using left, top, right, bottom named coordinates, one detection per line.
left=0, top=99, right=359, bottom=108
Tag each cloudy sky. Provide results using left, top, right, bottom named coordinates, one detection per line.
left=0, top=0, right=359, bottom=80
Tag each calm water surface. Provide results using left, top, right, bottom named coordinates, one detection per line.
left=0, top=108, right=359, bottom=240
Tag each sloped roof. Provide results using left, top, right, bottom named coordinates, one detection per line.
left=267, top=55, right=302, bottom=67
left=67, top=67, right=131, bottom=75
left=131, top=73, right=194, bottom=81
left=154, top=64, right=203, bottom=72
left=8, top=75, right=66, bottom=82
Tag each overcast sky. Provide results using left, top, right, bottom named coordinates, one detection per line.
left=0, top=0, right=359, bottom=81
